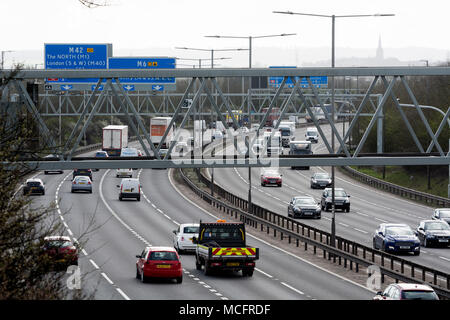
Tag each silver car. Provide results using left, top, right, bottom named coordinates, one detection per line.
left=71, top=176, right=92, bottom=193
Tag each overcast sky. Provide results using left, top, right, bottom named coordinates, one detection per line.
left=1, top=0, right=449, bottom=67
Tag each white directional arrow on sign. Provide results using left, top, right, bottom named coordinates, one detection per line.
left=123, top=85, right=135, bottom=91
left=61, top=85, right=73, bottom=90
left=152, top=85, right=163, bottom=91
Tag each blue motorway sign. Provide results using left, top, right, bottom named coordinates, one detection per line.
left=45, top=43, right=110, bottom=70
left=45, top=43, right=111, bottom=85
left=268, top=66, right=328, bottom=88
left=109, top=57, right=176, bottom=85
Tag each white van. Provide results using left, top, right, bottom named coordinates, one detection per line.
left=118, top=178, right=141, bottom=201
left=305, top=127, right=319, bottom=143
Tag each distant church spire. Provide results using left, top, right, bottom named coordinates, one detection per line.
left=376, top=35, right=384, bottom=61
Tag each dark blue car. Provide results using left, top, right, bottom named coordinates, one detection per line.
left=373, top=223, right=420, bottom=255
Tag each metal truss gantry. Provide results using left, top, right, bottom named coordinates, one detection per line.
left=1, top=67, right=449, bottom=170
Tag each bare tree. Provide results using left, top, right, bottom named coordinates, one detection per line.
left=78, top=0, right=109, bottom=8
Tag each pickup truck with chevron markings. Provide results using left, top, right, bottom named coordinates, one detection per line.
left=193, top=220, right=259, bottom=277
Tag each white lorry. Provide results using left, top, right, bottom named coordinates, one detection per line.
left=150, top=117, right=175, bottom=149
left=102, top=125, right=128, bottom=156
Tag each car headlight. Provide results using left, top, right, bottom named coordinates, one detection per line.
left=294, top=208, right=301, bottom=213
left=312, top=179, right=316, bottom=183
left=344, top=199, right=350, bottom=203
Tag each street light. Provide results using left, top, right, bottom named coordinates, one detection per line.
left=175, top=57, right=231, bottom=69
left=273, top=10, right=395, bottom=247
left=205, top=33, right=297, bottom=213
left=175, top=47, right=248, bottom=68
left=204, top=33, right=296, bottom=68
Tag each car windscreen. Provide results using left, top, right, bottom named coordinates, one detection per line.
left=201, top=227, right=243, bottom=241
left=45, top=240, right=72, bottom=248
left=291, top=143, right=310, bottom=150
left=314, top=173, right=330, bottom=179
left=183, top=226, right=199, bottom=234
left=148, top=251, right=178, bottom=261
left=334, top=190, right=348, bottom=197
left=75, top=176, right=90, bottom=182
left=386, top=227, right=414, bottom=236
left=424, top=222, right=450, bottom=231
left=294, top=198, right=315, bottom=205
left=306, top=131, right=317, bottom=136
left=401, top=290, right=438, bottom=300
left=76, top=169, right=90, bottom=173
left=439, top=210, right=450, bottom=218
left=27, top=181, right=42, bottom=187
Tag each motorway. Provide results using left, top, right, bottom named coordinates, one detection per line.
left=208, top=125, right=450, bottom=274
left=26, top=139, right=376, bottom=300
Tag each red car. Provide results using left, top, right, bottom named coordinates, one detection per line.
left=42, top=236, right=78, bottom=267
left=260, top=169, right=282, bottom=187
left=136, top=246, right=183, bottom=283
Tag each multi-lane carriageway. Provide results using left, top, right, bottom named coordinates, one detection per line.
left=27, top=136, right=376, bottom=300
left=208, top=125, right=450, bottom=275
left=26, top=125, right=449, bottom=300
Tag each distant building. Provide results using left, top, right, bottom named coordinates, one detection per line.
left=304, top=36, right=405, bottom=67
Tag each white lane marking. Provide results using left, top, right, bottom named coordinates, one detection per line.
left=56, top=172, right=132, bottom=300
left=101, top=272, right=114, bottom=285
left=99, top=170, right=151, bottom=247
left=281, top=282, right=304, bottom=295
left=255, top=267, right=273, bottom=278
left=439, top=256, right=450, bottom=262
left=353, top=228, right=369, bottom=234
left=90, top=259, right=99, bottom=269
left=116, top=288, right=131, bottom=300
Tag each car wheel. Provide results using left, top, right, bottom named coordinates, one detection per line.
left=119, top=196, right=122, bottom=201
left=176, top=276, right=183, bottom=284
left=140, top=270, right=147, bottom=283
left=345, top=207, right=350, bottom=213
left=195, top=258, right=202, bottom=271
left=315, top=215, right=321, bottom=219
left=44, top=171, right=49, bottom=175
left=136, top=268, right=140, bottom=279
left=137, top=196, right=141, bottom=202
left=204, top=263, right=211, bottom=275
left=424, top=238, right=428, bottom=248
left=242, top=268, right=254, bottom=277
left=42, top=191, right=45, bottom=195
left=414, top=250, right=420, bottom=256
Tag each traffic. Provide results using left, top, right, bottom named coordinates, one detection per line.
left=20, top=116, right=448, bottom=301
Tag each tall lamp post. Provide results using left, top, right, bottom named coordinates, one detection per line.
left=273, top=10, right=395, bottom=246
left=175, top=57, right=231, bottom=69
left=204, top=33, right=296, bottom=214
left=175, top=47, right=247, bottom=195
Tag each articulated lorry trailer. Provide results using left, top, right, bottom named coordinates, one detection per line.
left=102, top=125, right=128, bottom=156
left=150, top=117, right=175, bottom=149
